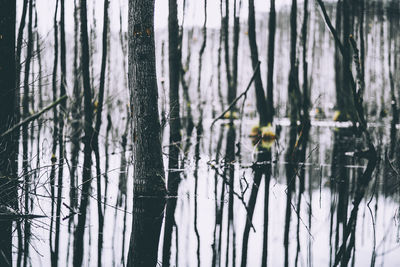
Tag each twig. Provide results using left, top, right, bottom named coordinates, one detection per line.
left=211, top=61, right=261, bottom=126
left=1, top=95, right=68, bottom=138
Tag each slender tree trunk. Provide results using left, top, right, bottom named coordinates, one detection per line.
left=49, top=1, right=59, bottom=265
left=162, top=0, right=182, bottom=264
left=266, top=0, right=276, bottom=124
left=248, top=0, right=267, bottom=126
left=302, top=0, right=310, bottom=124
left=69, top=0, right=81, bottom=227
left=126, top=1, right=166, bottom=266
left=231, top=0, right=241, bottom=105
left=73, top=0, right=94, bottom=265
left=288, top=0, right=299, bottom=126
left=22, top=1, right=34, bottom=265
left=224, top=0, right=233, bottom=105
left=15, top=0, right=28, bottom=126
left=167, top=0, right=182, bottom=196
left=52, top=1, right=67, bottom=266
left=91, top=1, right=109, bottom=266
left=0, top=1, right=17, bottom=265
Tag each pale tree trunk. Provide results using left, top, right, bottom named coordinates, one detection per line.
left=127, top=0, right=166, bottom=266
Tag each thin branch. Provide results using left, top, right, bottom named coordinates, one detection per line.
left=211, top=61, right=261, bottom=126
left=0, top=95, right=68, bottom=138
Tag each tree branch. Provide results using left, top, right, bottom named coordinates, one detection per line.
left=211, top=61, right=261, bottom=126
left=0, top=95, right=68, bottom=138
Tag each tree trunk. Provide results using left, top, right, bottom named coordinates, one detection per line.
left=73, top=0, right=94, bottom=265
left=288, top=0, right=299, bottom=126
left=92, top=1, right=109, bottom=265
left=49, top=1, right=59, bottom=265
left=0, top=1, right=17, bottom=265
left=22, top=1, right=33, bottom=265
left=266, top=0, right=276, bottom=124
left=162, top=0, right=182, bottom=264
left=126, top=1, right=166, bottom=266
left=248, top=0, right=267, bottom=126
left=167, top=0, right=181, bottom=196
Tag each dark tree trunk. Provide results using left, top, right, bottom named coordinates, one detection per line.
left=0, top=1, right=17, bottom=265
left=248, top=0, right=267, bottom=126
left=224, top=0, right=233, bottom=105
left=288, top=0, right=300, bottom=126
left=22, top=1, right=34, bottom=265
left=162, top=0, right=182, bottom=265
left=231, top=0, right=240, bottom=105
left=15, top=0, right=28, bottom=126
left=49, top=1, right=59, bottom=265
left=69, top=0, right=81, bottom=225
left=73, top=0, right=94, bottom=266
left=92, top=1, right=109, bottom=266
left=167, top=0, right=181, bottom=196
left=126, top=1, right=166, bottom=266
left=266, top=0, right=276, bottom=124
left=340, top=0, right=355, bottom=120
left=53, top=0, right=67, bottom=266
left=301, top=0, right=310, bottom=124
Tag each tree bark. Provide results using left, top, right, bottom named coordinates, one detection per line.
left=73, top=0, right=94, bottom=266
left=22, top=1, right=33, bottom=265
left=0, top=1, right=17, bottom=265
left=266, top=0, right=276, bottom=124
left=162, top=0, right=182, bottom=264
left=248, top=0, right=267, bottom=126
left=127, top=1, right=166, bottom=266
left=167, top=0, right=181, bottom=196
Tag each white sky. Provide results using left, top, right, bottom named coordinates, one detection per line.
left=29, top=0, right=297, bottom=35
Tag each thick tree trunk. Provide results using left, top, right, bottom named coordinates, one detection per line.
left=0, top=1, right=17, bottom=265
left=127, top=1, right=166, bottom=266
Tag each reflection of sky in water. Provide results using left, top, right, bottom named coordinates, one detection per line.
left=161, top=121, right=400, bottom=266
left=16, top=0, right=400, bottom=265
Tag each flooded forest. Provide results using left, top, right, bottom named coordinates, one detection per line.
left=1, top=0, right=400, bottom=266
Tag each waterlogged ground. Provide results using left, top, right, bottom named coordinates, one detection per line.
left=10, top=1, right=400, bottom=266
left=21, top=118, right=400, bottom=266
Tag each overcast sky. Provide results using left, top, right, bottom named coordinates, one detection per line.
left=29, top=0, right=297, bottom=35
